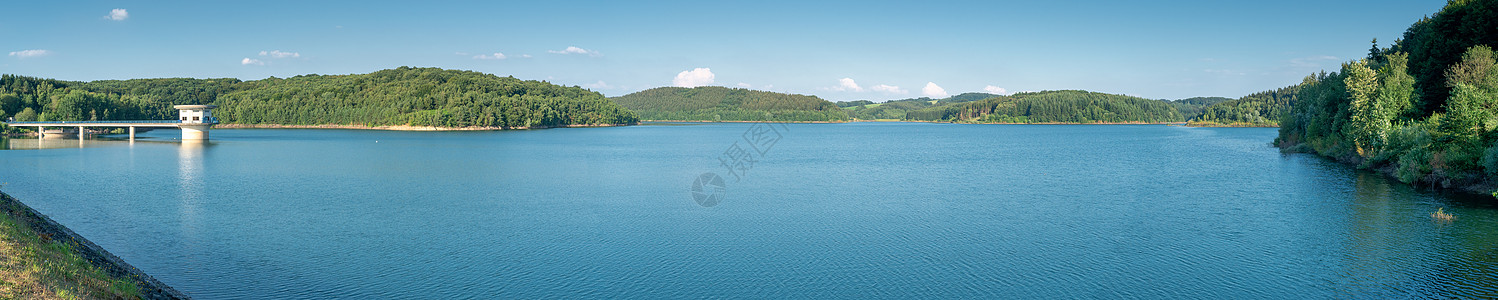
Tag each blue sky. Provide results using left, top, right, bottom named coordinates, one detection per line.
left=1, top=0, right=1447, bottom=101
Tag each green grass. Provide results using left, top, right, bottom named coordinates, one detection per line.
left=0, top=200, right=142, bottom=299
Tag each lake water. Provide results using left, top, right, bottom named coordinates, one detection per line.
left=1, top=123, right=1496, bottom=298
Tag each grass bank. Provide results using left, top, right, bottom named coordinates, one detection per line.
left=0, top=191, right=186, bottom=299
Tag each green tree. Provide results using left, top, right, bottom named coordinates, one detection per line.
left=1376, top=52, right=1418, bottom=121
left=1445, top=45, right=1496, bottom=88
left=1345, top=60, right=1382, bottom=156
left=15, top=108, right=37, bottom=122
left=1368, top=38, right=1387, bottom=65
left=1441, top=46, right=1498, bottom=157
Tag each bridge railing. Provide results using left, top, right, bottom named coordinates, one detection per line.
left=4, top=120, right=185, bottom=124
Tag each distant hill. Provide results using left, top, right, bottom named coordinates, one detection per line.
left=0, top=67, right=639, bottom=129
left=906, top=90, right=1183, bottom=123
left=610, top=86, right=848, bottom=121
left=1189, top=86, right=1298, bottom=126
left=1167, top=97, right=1233, bottom=120
left=835, top=92, right=999, bottom=120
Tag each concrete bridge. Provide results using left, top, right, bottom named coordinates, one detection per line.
left=5, top=105, right=219, bottom=141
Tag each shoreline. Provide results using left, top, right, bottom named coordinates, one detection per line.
left=873, top=120, right=1189, bottom=125
left=639, top=120, right=849, bottom=124
left=1185, top=122, right=1280, bottom=128
left=962, top=121, right=1183, bottom=125
left=0, top=191, right=187, bottom=299
left=1278, top=142, right=1497, bottom=198
left=213, top=123, right=631, bottom=131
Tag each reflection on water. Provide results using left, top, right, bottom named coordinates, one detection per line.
left=1341, top=170, right=1498, bottom=297
left=178, top=141, right=205, bottom=240
left=2, top=137, right=88, bottom=149
left=0, top=137, right=179, bottom=150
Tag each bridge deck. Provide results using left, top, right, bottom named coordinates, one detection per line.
left=6, top=120, right=187, bottom=127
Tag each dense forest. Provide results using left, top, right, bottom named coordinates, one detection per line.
left=0, top=67, right=637, bottom=131
left=0, top=75, right=207, bottom=124
left=835, top=92, right=997, bottom=120
left=1167, top=97, right=1232, bottom=121
left=1189, top=86, right=1300, bottom=126
left=610, top=86, right=848, bottom=121
left=1276, top=0, right=1498, bottom=193
left=905, top=90, right=1184, bottom=123
left=216, top=68, right=636, bottom=128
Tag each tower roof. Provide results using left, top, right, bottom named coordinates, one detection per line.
left=174, top=105, right=219, bottom=110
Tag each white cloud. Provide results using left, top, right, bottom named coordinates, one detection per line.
left=454, top=52, right=470, bottom=56
left=473, top=52, right=506, bottom=60
left=673, top=68, right=715, bottom=87
left=871, top=84, right=907, bottom=94
left=736, top=83, right=752, bottom=88
left=259, top=50, right=300, bottom=59
left=762, top=84, right=773, bottom=90
left=8, top=49, right=51, bottom=58
left=548, top=46, right=600, bottom=56
left=583, top=80, right=612, bottom=90
left=521, top=54, right=533, bottom=58
left=983, top=85, right=1009, bottom=95
left=922, top=82, right=948, bottom=98
left=105, top=9, right=128, bottom=21
left=241, top=58, right=264, bottom=65
left=830, top=78, right=864, bottom=92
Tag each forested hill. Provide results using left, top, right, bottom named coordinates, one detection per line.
left=215, top=68, right=636, bottom=128
left=905, top=90, right=1184, bottom=123
left=1167, top=97, right=1232, bottom=120
left=1275, top=0, right=1498, bottom=192
left=835, top=92, right=998, bottom=120
left=1188, top=86, right=1299, bottom=126
left=0, top=67, right=638, bottom=129
left=609, top=86, right=848, bottom=121
left=0, top=75, right=240, bottom=123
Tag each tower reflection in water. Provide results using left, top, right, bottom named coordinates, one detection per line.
left=177, top=141, right=206, bottom=250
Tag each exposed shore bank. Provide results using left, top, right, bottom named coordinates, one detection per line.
left=1277, top=141, right=1498, bottom=199
left=896, top=120, right=1186, bottom=125
left=1185, top=122, right=1279, bottom=128
left=963, top=121, right=1182, bottom=125
left=214, top=123, right=630, bottom=131
left=0, top=191, right=188, bottom=299
left=639, top=120, right=848, bottom=123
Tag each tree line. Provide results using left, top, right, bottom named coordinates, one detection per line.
left=1276, top=0, right=1498, bottom=190
left=610, top=86, right=848, bottom=121
left=1189, top=87, right=1299, bottom=126
left=1167, top=97, right=1232, bottom=121
left=1, top=67, right=638, bottom=131
left=906, top=90, right=1184, bottom=123
left=835, top=93, right=997, bottom=120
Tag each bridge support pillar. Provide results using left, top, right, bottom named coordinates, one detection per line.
left=36, top=126, right=43, bottom=138
left=180, top=124, right=211, bottom=141
left=78, top=126, right=85, bottom=141
left=128, top=126, right=136, bottom=140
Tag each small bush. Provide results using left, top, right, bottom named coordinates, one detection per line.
left=1397, top=147, right=1433, bottom=183
left=1482, top=142, right=1498, bottom=177
left=1373, top=123, right=1430, bottom=165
